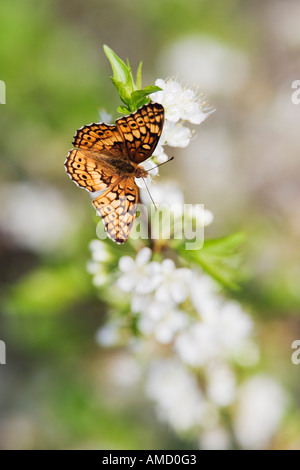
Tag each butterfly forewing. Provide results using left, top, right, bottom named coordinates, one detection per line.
left=72, top=122, right=126, bottom=156
left=116, top=102, right=164, bottom=164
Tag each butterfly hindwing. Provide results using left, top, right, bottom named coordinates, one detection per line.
left=92, top=177, right=138, bottom=244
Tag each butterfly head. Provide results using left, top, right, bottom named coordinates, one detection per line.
left=134, top=166, right=149, bottom=179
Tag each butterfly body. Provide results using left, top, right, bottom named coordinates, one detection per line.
left=65, top=102, right=164, bottom=244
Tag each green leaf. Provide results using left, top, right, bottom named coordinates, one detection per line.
left=131, top=86, right=162, bottom=103
left=135, top=97, right=152, bottom=109
left=103, top=44, right=131, bottom=86
left=104, top=45, right=135, bottom=108
left=117, top=105, right=130, bottom=114
left=103, top=45, right=162, bottom=113
left=135, top=61, right=143, bottom=90
left=110, top=78, right=132, bottom=107
left=201, top=232, right=247, bottom=255
left=131, top=95, right=150, bottom=110
left=178, top=232, right=246, bottom=291
left=130, top=86, right=162, bottom=110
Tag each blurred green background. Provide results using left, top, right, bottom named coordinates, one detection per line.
left=1, top=0, right=300, bottom=449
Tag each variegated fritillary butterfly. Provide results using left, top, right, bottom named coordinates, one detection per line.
left=64, top=102, right=164, bottom=244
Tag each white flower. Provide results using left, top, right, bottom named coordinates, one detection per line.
left=153, top=310, right=187, bottom=344
left=159, top=120, right=192, bottom=148
left=131, top=288, right=188, bottom=344
left=135, top=159, right=158, bottom=188
left=175, top=323, right=219, bottom=367
left=152, top=78, right=209, bottom=124
left=131, top=294, right=153, bottom=315
left=86, top=240, right=112, bottom=287
left=119, top=250, right=191, bottom=308
left=190, top=273, right=221, bottom=321
left=89, top=239, right=111, bottom=262
left=206, top=362, right=236, bottom=407
left=141, top=181, right=184, bottom=208
left=87, top=240, right=112, bottom=286
left=152, top=136, right=167, bottom=161
left=86, top=262, right=108, bottom=286
left=191, top=276, right=253, bottom=350
left=152, top=79, right=183, bottom=122
left=232, top=339, right=260, bottom=367
left=150, top=77, right=213, bottom=163
left=117, top=248, right=160, bottom=294
left=146, top=359, right=205, bottom=432
left=202, top=209, right=214, bottom=226
left=152, top=145, right=169, bottom=163
left=154, top=259, right=192, bottom=304
left=217, top=302, right=253, bottom=352
left=138, top=303, right=187, bottom=344
left=152, top=151, right=169, bottom=164
left=176, top=298, right=253, bottom=367
left=234, top=376, right=287, bottom=449
left=185, top=206, right=214, bottom=227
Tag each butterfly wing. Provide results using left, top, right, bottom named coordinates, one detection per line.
left=65, top=103, right=164, bottom=244
left=72, top=122, right=126, bottom=158
left=64, top=149, right=120, bottom=192
left=116, top=102, right=164, bottom=164
left=92, top=177, right=138, bottom=244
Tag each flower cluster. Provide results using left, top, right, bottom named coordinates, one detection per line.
left=89, top=184, right=286, bottom=448
left=153, top=78, right=212, bottom=124
left=148, top=79, right=213, bottom=165
left=115, top=245, right=255, bottom=360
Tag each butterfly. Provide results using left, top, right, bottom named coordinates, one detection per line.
left=64, top=102, right=164, bottom=244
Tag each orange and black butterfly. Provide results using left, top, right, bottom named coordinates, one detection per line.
left=65, top=102, right=164, bottom=244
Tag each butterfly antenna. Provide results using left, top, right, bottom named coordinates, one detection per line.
left=142, top=178, right=157, bottom=211
left=148, top=156, right=174, bottom=172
